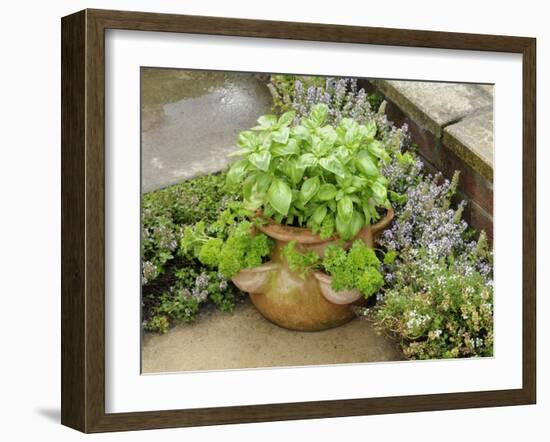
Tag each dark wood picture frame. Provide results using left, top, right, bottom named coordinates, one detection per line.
left=61, top=8, right=536, bottom=433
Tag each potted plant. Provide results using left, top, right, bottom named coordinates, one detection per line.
left=222, top=104, right=394, bottom=331
left=282, top=240, right=387, bottom=305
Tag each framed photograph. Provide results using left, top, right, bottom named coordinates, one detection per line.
left=61, top=9, right=536, bottom=433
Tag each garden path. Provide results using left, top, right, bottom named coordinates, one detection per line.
left=142, top=300, right=404, bottom=373
left=141, top=69, right=272, bottom=192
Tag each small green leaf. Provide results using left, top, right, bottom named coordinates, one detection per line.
left=272, top=126, right=290, bottom=144
left=278, top=111, right=296, bottom=127
left=356, top=150, right=379, bottom=177
left=344, top=124, right=361, bottom=147
left=337, top=196, right=353, bottom=223
left=252, top=114, right=277, bottom=130
left=317, top=125, right=337, bottom=144
left=349, top=210, right=365, bottom=238
left=286, top=158, right=305, bottom=184
left=267, top=178, right=292, bottom=215
left=372, top=181, right=387, bottom=204
left=237, top=131, right=257, bottom=148
left=297, top=153, right=318, bottom=169
left=319, top=156, right=346, bottom=178
left=310, top=104, right=328, bottom=127
left=317, top=183, right=337, bottom=201
left=248, top=151, right=271, bottom=172
left=312, top=204, right=328, bottom=224
left=292, top=125, right=312, bottom=143
left=271, top=138, right=299, bottom=157
left=361, top=120, right=377, bottom=140
left=226, top=159, right=248, bottom=187
left=384, top=250, right=397, bottom=265
left=367, top=140, right=390, bottom=163
left=299, top=176, right=320, bottom=204
left=335, top=213, right=352, bottom=240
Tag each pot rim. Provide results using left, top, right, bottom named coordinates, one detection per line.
left=255, top=206, right=394, bottom=244
left=234, top=261, right=279, bottom=275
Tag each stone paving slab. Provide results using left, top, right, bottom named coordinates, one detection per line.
left=141, top=69, right=272, bottom=192
left=443, top=109, right=494, bottom=181
left=142, top=301, right=403, bottom=373
left=372, top=80, right=493, bottom=138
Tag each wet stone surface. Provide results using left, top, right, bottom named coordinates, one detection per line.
left=142, top=300, right=404, bottom=373
left=141, top=69, right=272, bottom=192
left=372, top=80, right=493, bottom=138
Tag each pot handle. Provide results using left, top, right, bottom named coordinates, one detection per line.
left=371, top=206, right=394, bottom=234
left=230, top=262, right=279, bottom=294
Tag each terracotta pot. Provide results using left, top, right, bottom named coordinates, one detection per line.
left=231, top=208, right=394, bottom=332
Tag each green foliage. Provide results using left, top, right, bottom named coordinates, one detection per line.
left=282, top=239, right=384, bottom=299
left=323, top=240, right=384, bottom=298
left=282, top=241, right=321, bottom=278
left=143, top=266, right=242, bottom=334
left=143, top=315, right=170, bottom=334
left=373, top=253, right=493, bottom=359
left=142, top=171, right=238, bottom=284
left=141, top=172, right=244, bottom=333
left=226, top=104, right=391, bottom=240
left=267, top=75, right=325, bottom=113
left=180, top=215, right=274, bottom=279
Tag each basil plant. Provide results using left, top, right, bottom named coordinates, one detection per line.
left=226, top=104, right=391, bottom=240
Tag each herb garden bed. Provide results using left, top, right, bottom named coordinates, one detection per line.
left=142, top=74, right=494, bottom=366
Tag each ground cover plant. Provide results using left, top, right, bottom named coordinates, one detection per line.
left=141, top=172, right=246, bottom=333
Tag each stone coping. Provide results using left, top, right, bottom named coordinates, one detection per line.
left=371, top=80, right=493, bottom=181
left=443, top=109, right=493, bottom=181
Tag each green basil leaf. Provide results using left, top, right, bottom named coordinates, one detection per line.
left=356, top=150, right=379, bottom=177
left=243, top=175, right=264, bottom=210
left=227, top=147, right=253, bottom=158
left=367, top=140, right=390, bottom=163
left=297, top=153, right=318, bottom=169
left=349, top=210, right=365, bottom=238
left=278, top=111, right=296, bottom=127
left=344, top=123, right=361, bottom=147
left=317, top=125, right=337, bottom=145
left=254, top=173, right=272, bottom=195
left=271, top=138, right=299, bottom=157
left=248, top=151, right=271, bottom=172
left=337, top=195, right=353, bottom=223
left=237, top=130, right=257, bottom=148
left=319, top=156, right=347, bottom=178
left=317, top=183, right=337, bottom=201
left=372, top=181, right=388, bottom=204
left=361, top=120, right=377, bottom=140
left=310, top=104, right=328, bottom=127
left=299, top=176, right=321, bottom=204
left=335, top=213, right=352, bottom=240
left=226, top=159, right=248, bottom=187
left=287, top=159, right=305, bottom=184
left=252, top=114, right=278, bottom=130
left=292, top=125, right=312, bottom=143
left=267, top=178, right=292, bottom=216
left=312, top=204, right=328, bottom=224
left=363, top=205, right=372, bottom=225
left=272, top=126, right=290, bottom=144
